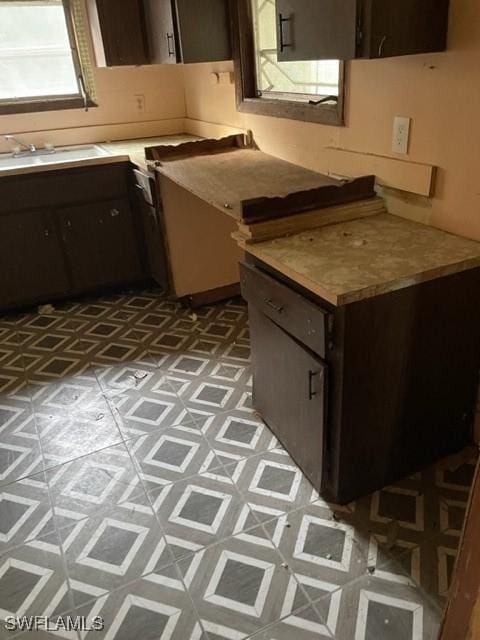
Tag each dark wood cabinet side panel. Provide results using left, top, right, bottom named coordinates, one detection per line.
left=332, top=268, right=480, bottom=503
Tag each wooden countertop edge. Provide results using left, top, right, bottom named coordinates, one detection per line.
left=236, top=236, right=480, bottom=306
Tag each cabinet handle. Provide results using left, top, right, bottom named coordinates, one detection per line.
left=135, top=183, right=145, bottom=192
left=264, top=298, right=283, bottom=313
left=278, top=13, right=292, bottom=52
left=308, top=370, right=319, bottom=400
left=110, top=209, right=120, bottom=217
left=44, top=228, right=50, bottom=238
left=166, top=33, right=175, bottom=57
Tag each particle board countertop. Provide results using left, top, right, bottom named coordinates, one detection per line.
left=237, top=213, right=480, bottom=306
left=146, top=135, right=375, bottom=224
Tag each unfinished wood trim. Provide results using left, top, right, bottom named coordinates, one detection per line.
left=230, top=0, right=345, bottom=127
left=320, top=147, right=437, bottom=197
left=237, top=197, right=386, bottom=244
left=440, top=459, right=480, bottom=640
left=240, top=175, right=376, bottom=223
left=145, top=133, right=250, bottom=163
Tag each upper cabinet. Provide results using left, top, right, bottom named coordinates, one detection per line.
left=87, top=0, right=150, bottom=67
left=276, top=0, right=450, bottom=61
left=88, top=0, right=232, bottom=67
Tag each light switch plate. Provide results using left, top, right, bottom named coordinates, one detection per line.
left=392, top=116, right=411, bottom=154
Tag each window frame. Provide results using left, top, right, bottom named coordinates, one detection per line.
left=230, top=0, right=345, bottom=127
left=0, top=0, right=95, bottom=115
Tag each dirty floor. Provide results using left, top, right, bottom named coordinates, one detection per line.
left=0, top=290, right=476, bottom=639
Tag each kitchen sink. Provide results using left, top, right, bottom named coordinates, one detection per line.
left=0, top=145, right=111, bottom=172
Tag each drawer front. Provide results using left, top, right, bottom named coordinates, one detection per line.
left=240, top=261, right=328, bottom=357
left=133, top=169, right=156, bottom=207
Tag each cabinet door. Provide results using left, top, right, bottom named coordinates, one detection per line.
left=0, top=210, right=69, bottom=309
left=88, top=0, right=149, bottom=66
left=144, top=0, right=178, bottom=64
left=59, top=199, right=143, bottom=294
left=174, top=0, right=231, bottom=63
left=249, top=305, right=326, bottom=490
left=365, top=0, right=449, bottom=59
left=276, top=0, right=357, bottom=61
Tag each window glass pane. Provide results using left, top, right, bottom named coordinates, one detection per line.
left=0, top=1, right=79, bottom=99
left=251, top=0, right=339, bottom=100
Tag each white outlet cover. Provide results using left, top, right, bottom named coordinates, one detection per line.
left=392, top=116, right=411, bottom=155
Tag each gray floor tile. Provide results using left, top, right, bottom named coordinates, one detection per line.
left=177, top=526, right=309, bottom=639
left=247, top=603, right=332, bottom=639
left=225, top=448, right=320, bottom=516
left=75, top=570, right=204, bottom=639
left=201, top=411, right=278, bottom=461
left=63, top=495, right=174, bottom=607
left=151, top=470, right=261, bottom=561
left=0, top=531, right=71, bottom=635
left=46, top=443, right=145, bottom=529
left=127, top=425, right=225, bottom=488
left=0, top=470, right=52, bottom=558
left=312, top=573, right=442, bottom=640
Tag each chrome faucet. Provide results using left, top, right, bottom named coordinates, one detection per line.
left=4, top=135, right=36, bottom=156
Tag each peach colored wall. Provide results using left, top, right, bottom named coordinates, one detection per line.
left=182, top=0, right=480, bottom=241
left=0, top=64, right=186, bottom=153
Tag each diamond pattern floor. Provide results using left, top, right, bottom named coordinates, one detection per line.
left=0, top=289, right=477, bottom=639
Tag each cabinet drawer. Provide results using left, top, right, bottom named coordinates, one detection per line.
left=240, top=261, right=328, bottom=357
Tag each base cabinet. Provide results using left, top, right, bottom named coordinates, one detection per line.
left=241, top=260, right=480, bottom=504
left=0, top=209, right=69, bottom=309
left=59, top=199, right=143, bottom=293
left=0, top=163, right=144, bottom=312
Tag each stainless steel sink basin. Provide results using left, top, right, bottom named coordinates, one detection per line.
left=0, top=145, right=111, bottom=172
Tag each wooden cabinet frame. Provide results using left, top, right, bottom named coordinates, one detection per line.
left=230, top=0, right=345, bottom=126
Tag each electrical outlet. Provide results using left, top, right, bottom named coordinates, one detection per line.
left=392, top=116, right=411, bottom=155
left=134, top=94, right=146, bottom=113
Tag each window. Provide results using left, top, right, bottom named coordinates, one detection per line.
left=232, top=0, right=344, bottom=126
left=0, top=0, right=95, bottom=114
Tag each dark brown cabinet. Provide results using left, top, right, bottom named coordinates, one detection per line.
left=0, top=163, right=145, bottom=312
left=89, top=0, right=231, bottom=67
left=241, top=260, right=480, bottom=504
left=249, top=304, right=326, bottom=489
left=59, top=199, right=143, bottom=293
left=0, top=210, right=69, bottom=309
left=144, top=0, right=232, bottom=64
left=87, top=0, right=149, bottom=66
left=144, top=0, right=177, bottom=64
left=276, top=0, right=450, bottom=61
